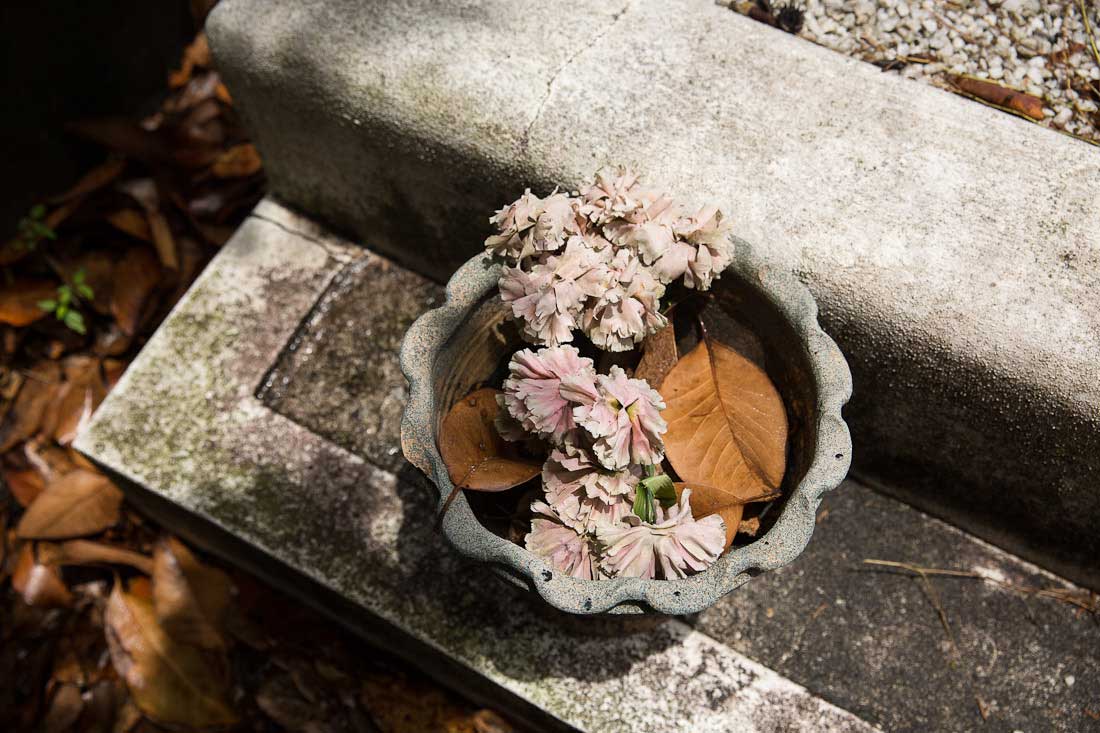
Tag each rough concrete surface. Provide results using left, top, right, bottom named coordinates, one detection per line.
left=206, top=0, right=1100, bottom=589
left=78, top=203, right=1099, bottom=732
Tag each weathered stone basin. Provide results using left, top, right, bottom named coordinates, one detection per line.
left=400, top=238, right=853, bottom=614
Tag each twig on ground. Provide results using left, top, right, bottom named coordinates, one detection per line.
left=862, top=559, right=1099, bottom=616
left=1080, top=0, right=1100, bottom=71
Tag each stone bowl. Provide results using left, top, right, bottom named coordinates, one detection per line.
left=400, top=238, right=852, bottom=615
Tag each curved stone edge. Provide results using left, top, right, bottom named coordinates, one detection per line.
left=400, top=239, right=853, bottom=616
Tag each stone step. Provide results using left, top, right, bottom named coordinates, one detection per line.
left=205, top=0, right=1100, bottom=590
left=77, top=202, right=1100, bottom=732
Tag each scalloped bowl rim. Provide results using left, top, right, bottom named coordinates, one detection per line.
left=399, top=238, right=852, bottom=615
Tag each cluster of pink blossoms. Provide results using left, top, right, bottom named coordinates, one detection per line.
left=498, top=345, right=726, bottom=580
left=486, top=169, right=735, bottom=352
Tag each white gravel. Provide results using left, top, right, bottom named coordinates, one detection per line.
left=724, top=0, right=1100, bottom=143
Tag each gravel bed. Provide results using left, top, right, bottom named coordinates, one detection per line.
left=723, top=0, right=1100, bottom=143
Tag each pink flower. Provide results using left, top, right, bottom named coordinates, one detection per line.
left=532, top=192, right=583, bottom=253
left=578, top=168, right=648, bottom=226
left=500, top=346, right=596, bottom=444
left=525, top=501, right=601, bottom=580
left=498, top=237, right=612, bottom=348
left=596, top=490, right=726, bottom=579
left=485, top=190, right=582, bottom=262
left=498, top=264, right=577, bottom=347
left=670, top=205, right=734, bottom=290
left=582, top=249, right=667, bottom=352
left=573, top=366, right=667, bottom=470
left=485, top=190, right=543, bottom=260
left=542, top=445, right=638, bottom=532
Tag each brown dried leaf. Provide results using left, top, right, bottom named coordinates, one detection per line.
left=105, top=209, right=152, bottom=242
left=66, top=117, right=171, bottom=164
left=635, top=323, right=679, bottom=388
left=38, top=539, right=154, bottom=575
left=105, top=581, right=238, bottom=728
left=0, top=362, right=61, bottom=453
left=47, top=358, right=107, bottom=446
left=0, top=279, right=57, bottom=327
left=2, top=467, right=45, bottom=507
left=110, top=247, right=162, bottom=336
left=169, top=32, right=211, bottom=88
left=211, top=143, right=262, bottom=178
left=40, top=682, right=84, bottom=733
left=661, top=338, right=787, bottom=499
left=16, top=469, right=124, bottom=540
left=951, top=75, right=1044, bottom=120
left=24, top=436, right=78, bottom=483
left=362, top=672, right=476, bottom=733
left=438, top=388, right=541, bottom=491
left=473, top=709, right=517, bottom=733
left=12, top=544, right=73, bottom=607
left=50, top=158, right=127, bottom=204
left=147, top=211, right=179, bottom=270
left=153, top=536, right=233, bottom=650
left=673, top=482, right=779, bottom=550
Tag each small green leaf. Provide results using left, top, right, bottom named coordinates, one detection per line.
left=30, top=204, right=46, bottom=219
left=57, top=302, right=69, bottom=319
left=632, top=481, right=655, bottom=524
left=642, top=474, right=677, bottom=509
left=62, top=309, right=86, bottom=335
left=58, top=286, right=72, bottom=305
left=77, top=283, right=95, bottom=299
left=73, top=268, right=86, bottom=284
left=34, top=223, right=57, bottom=240
left=37, top=299, right=57, bottom=312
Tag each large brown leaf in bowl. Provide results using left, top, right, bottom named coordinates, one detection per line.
left=661, top=339, right=787, bottom=501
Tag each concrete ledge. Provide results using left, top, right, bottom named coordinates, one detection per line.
left=208, top=0, right=1100, bottom=588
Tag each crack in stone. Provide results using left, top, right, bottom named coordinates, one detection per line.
left=250, top=211, right=357, bottom=263
left=521, top=0, right=634, bottom=151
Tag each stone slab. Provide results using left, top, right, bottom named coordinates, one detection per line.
left=206, top=0, right=1100, bottom=590
left=78, top=202, right=1100, bottom=732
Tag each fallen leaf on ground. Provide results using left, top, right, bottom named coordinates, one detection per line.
left=12, top=543, right=73, bottom=607
left=38, top=539, right=153, bottom=575
left=362, top=672, right=478, bottom=733
left=110, top=246, right=162, bottom=336
left=438, top=388, right=541, bottom=491
left=24, top=437, right=78, bottom=483
left=77, top=679, right=123, bottom=733
left=0, top=279, right=57, bottom=327
left=153, top=536, right=233, bottom=650
left=634, top=323, right=678, bottom=388
left=169, top=32, right=211, bottom=88
left=147, top=211, right=179, bottom=270
left=105, top=581, right=238, bottom=728
left=2, top=467, right=45, bottom=507
left=472, top=709, right=517, bottom=733
left=16, top=469, right=124, bottom=540
left=660, top=337, right=787, bottom=499
left=0, top=362, right=61, bottom=452
left=211, top=143, right=262, bottom=178
left=106, top=209, right=152, bottom=242
left=44, top=357, right=107, bottom=446
left=50, top=158, right=127, bottom=204
left=39, top=682, right=84, bottom=733
left=950, top=75, right=1044, bottom=120
left=674, top=482, right=779, bottom=550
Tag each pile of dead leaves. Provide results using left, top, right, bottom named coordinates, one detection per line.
left=1, top=16, right=515, bottom=733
